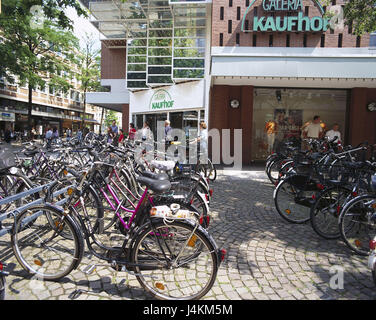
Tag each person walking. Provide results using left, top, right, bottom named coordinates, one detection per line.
left=164, top=120, right=173, bottom=147
left=302, top=115, right=324, bottom=139
left=129, top=123, right=136, bottom=141
left=66, top=127, right=72, bottom=141
left=52, top=127, right=59, bottom=141
left=4, top=128, right=11, bottom=144
left=142, top=121, right=151, bottom=141
left=197, top=121, right=208, bottom=163
left=118, top=129, right=125, bottom=143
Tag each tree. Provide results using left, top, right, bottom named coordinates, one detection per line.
left=0, top=0, right=86, bottom=132
left=75, top=32, right=101, bottom=130
left=343, top=0, right=376, bottom=36
left=104, top=110, right=118, bottom=129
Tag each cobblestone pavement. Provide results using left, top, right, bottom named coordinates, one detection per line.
left=1, top=169, right=376, bottom=300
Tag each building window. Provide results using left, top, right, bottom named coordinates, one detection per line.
left=356, top=36, right=361, bottom=47
left=229, top=0, right=233, bottom=7
left=286, top=34, right=290, bottom=47
left=228, top=20, right=232, bottom=33
left=269, top=34, right=273, bottom=47
left=220, top=7, right=224, bottom=20
left=219, top=33, right=224, bottom=46
left=348, top=21, right=353, bottom=34
left=236, top=33, right=240, bottom=45
left=332, top=0, right=336, bottom=5
left=246, top=0, right=249, bottom=6
left=338, top=33, right=343, bottom=47
left=254, top=7, right=258, bottom=17
left=320, top=34, right=325, bottom=47
left=303, top=34, right=307, bottom=47
left=245, top=20, right=249, bottom=30
left=305, top=6, right=309, bottom=16
left=370, top=33, right=376, bottom=48
left=252, top=34, right=257, bottom=46
left=237, top=7, right=241, bottom=20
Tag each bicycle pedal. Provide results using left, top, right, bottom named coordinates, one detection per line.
left=82, top=264, right=96, bottom=275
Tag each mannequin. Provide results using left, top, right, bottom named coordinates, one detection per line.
left=265, top=118, right=277, bottom=153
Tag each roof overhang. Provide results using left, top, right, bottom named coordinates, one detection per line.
left=212, top=47, right=376, bottom=88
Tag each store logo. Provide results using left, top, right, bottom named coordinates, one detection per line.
left=150, top=89, right=174, bottom=110
left=241, top=0, right=330, bottom=32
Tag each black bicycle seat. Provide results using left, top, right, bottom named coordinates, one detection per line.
left=24, top=150, right=39, bottom=157
left=141, top=171, right=169, bottom=181
left=136, top=176, right=171, bottom=194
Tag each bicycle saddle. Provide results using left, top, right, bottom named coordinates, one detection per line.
left=141, top=171, right=169, bottom=181
left=151, top=160, right=175, bottom=171
left=136, top=176, right=171, bottom=194
left=23, top=150, right=39, bottom=157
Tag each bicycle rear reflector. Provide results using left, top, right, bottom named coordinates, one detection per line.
left=354, top=240, right=362, bottom=248
left=369, top=240, right=376, bottom=250
left=209, top=189, right=213, bottom=197
left=0, top=262, right=3, bottom=271
left=316, top=183, right=325, bottom=190
left=220, top=249, right=227, bottom=262
left=34, top=259, right=42, bottom=266
left=285, top=209, right=291, bottom=215
left=188, top=235, right=198, bottom=247
left=155, top=282, right=165, bottom=290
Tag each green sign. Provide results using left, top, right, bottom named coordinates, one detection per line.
left=241, top=0, right=329, bottom=32
left=150, top=89, right=174, bottom=110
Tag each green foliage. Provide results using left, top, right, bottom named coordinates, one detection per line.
left=104, top=110, right=118, bottom=128
left=343, top=0, right=376, bottom=35
left=0, top=0, right=86, bottom=130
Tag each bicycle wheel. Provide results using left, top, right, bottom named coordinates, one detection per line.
left=274, top=176, right=314, bottom=224
left=310, top=186, right=352, bottom=239
left=339, top=194, right=376, bottom=256
left=11, top=204, right=83, bottom=280
left=206, top=160, right=217, bottom=182
left=267, top=159, right=285, bottom=185
left=131, top=220, right=218, bottom=300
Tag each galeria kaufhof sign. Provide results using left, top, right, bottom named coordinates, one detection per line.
left=241, top=0, right=329, bottom=32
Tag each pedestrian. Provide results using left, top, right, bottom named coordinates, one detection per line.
left=66, top=127, right=72, bottom=141
left=52, top=127, right=59, bottom=140
left=4, top=128, right=11, bottom=144
left=31, top=127, right=36, bottom=140
left=129, top=123, right=136, bottom=141
left=45, top=127, right=53, bottom=140
left=142, top=121, right=151, bottom=141
left=107, top=127, right=114, bottom=144
left=164, top=120, right=173, bottom=147
left=77, top=129, right=82, bottom=142
left=118, top=129, right=125, bottom=143
left=325, top=123, right=341, bottom=143
left=302, top=115, right=324, bottom=139
left=197, top=121, right=208, bottom=163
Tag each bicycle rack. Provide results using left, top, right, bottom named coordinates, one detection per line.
left=0, top=182, right=73, bottom=237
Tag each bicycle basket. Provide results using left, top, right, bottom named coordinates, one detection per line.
left=0, top=149, right=16, bottom=171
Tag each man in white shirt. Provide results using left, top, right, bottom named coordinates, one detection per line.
left=325, top=123, right=341, bottom=143
left=303, top=115, right=323, bottom=139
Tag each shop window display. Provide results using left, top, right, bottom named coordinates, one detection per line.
left=252, top=88, right=347, bottom=160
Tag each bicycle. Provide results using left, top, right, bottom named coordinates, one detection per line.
left=11, top=163, right=225, bottom=300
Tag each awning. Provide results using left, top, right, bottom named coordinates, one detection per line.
left=212, top=47, right=376, bottom=87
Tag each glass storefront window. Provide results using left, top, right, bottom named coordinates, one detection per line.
left=252, top=88, right=348, bottom=160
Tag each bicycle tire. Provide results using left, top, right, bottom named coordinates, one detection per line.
left=274, top=176, right=314, bottom=224
left=130, top=219, right=218, bottom=300
left=310, top=186, right=352, bottom=239
left=338, top=194, right=376, bottom=256
left=11, top=204, right=83, bottom=281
